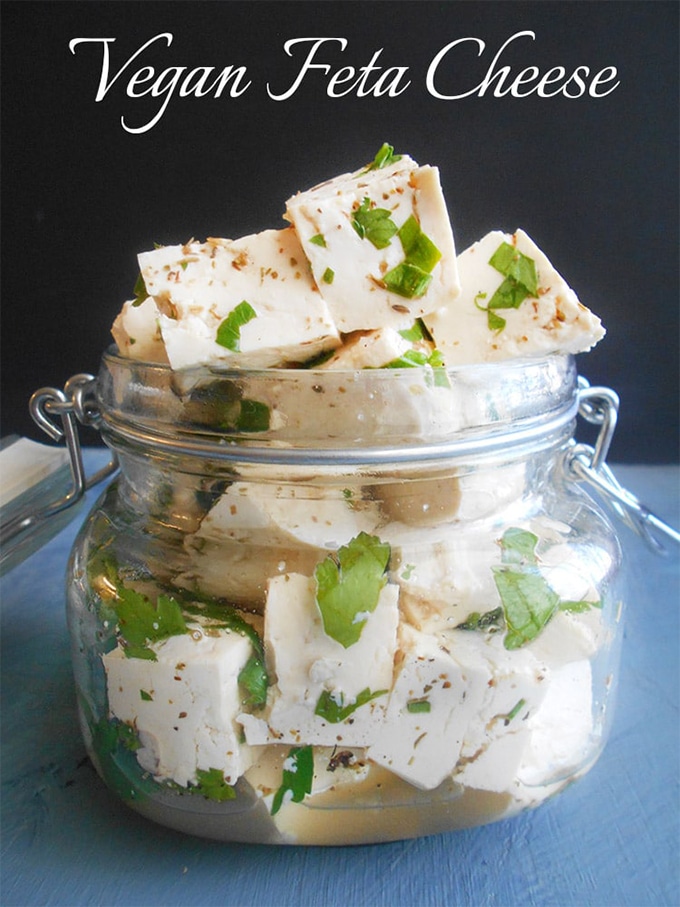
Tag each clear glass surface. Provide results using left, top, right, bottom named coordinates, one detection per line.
left=66, top=351, right=623, bottom=844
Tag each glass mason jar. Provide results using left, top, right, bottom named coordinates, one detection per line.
left=65, top=349, right=626, bottom=845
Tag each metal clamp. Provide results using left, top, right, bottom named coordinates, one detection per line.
left=2, top=376, right=118, bottom=550
left=566, top=379, right=679, bottom=554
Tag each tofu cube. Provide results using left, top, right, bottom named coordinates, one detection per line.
left=102, top=627, right=255, bottom=787
left=136, top=228, right=340, bottom=369
left=423, top=229, right=605, bottom=365
left=366, top=624, right=488, bottom=789
left=239, top=572, right=399, bottom=747
left=285, top=157, right=460, bottom=331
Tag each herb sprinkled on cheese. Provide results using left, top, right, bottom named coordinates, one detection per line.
left=315, top=687, right=388, bottom=723
left=215, top=300, right=257, bottom=352
left=271, top=746, right=314, bottom=815
left=314, top=532, right=391, bottom=648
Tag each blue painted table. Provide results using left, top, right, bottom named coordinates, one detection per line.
left=2, top=454, right=678, bottom=906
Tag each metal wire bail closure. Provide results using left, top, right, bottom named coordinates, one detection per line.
left=24, top=375, right=118, bottom=522
left=567, top=378, right=680, bottom=554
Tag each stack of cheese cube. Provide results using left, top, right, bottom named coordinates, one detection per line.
left=112, top=146, right=605, bottom=371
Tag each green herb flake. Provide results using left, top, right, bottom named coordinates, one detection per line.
left=351, top=198, right=399, bottom=250
left=382, top=262, right=433, bottom=299
left=397, top=215, right=442, bottom=273
left=315, top=687, right=387, bottom=723
left=238, top=654, right=268, bottom=710
left=310, top=233, right=327, bottom=247
left=455, top=607, right=504, bottom=633
left=406, top=699, right=431, bottom=714
left=215, top=300, right=257, bottom=352
left=489, top=242, right=538, bottom=296
left=235, top=399, right=270, bottom=433
left=398, top=319, right=428, bottom=343
left=140, top=689, right=153, bottom=702
left=190, top=768, right=237, bottom=802
left=112, top=587, right=188, bottom=661
left=362, top=142, right=403, bottom=172
left=322, top=267, right=335, bottom=285
left=314, top=532, right=391, bottom=648
left=502, top=698, right=527, bottom=725
left=475, top=242, right=539, bottom=332
left=131, top=272, right=149, bottom=307
left=492, top=528, right=560, bottom=650
left=271, top=746, right=314, bottom=815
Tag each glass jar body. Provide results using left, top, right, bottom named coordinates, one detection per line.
left=66, top=352, right=624, bottom=845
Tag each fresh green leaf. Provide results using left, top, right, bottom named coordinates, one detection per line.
left=382, top=262, right=433, bottom=299
left=271, top=746, right=314, bottom=815
left=314, top=532, right=391, bottom=648
left=190, top=768, right=237, bottom=802
left=315, top=687, right=387, bottom=723
left=362, top=142, right=403, bottom=172
left=489, top=242, right=538, bottom=296
left=238, top=654, right=268, bottom=710
left=398, top=319, right=427, bottom=342
left=383, top=348, right=445, bottom=370
left=131, top=272, right=149, bottom=307
left=474, top=242, right=539, bottom=333
left=235, top=399, right=270, bottom=432
left=351, top=198, right=399, bottom=249
left=406, top=699, right=431, bottom=714
left=110, top=585, right=187, bottom=660
left=499, top=527, right=540, bottom=565
left=397, top=215, right=442, bottom=273
left=493, top=528, right=557, bottom=650
left=215, top=301, right=257, bottom=352
left=322, top=267, right=335, bottom=285
left=310, top=233, right=327, bottom=247
left=140, top=689, right=153, bottom=702
left=487, top=276, right=531, bottom=312
left=455, top=607, right=504, bottom=632
left=494, top=568, right=560, bottom=650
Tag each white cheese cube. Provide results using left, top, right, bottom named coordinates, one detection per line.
left=392, top=524, right=507, bottom=633
left=448, top=632, right=550, bottom=793
left=194, top=482, right=383, bottom=550
left=102, top=627, right=254, bottom=787
left=367, top=624, right=488, bottom=789
left=285, top=159, right=460, bottom=331
left=424, top=229, right=605, bottom=365
left=137, top=229, right=340, bottom=369
left=517, top=659, right=594, bottom=786
left=111, top=297, right=169, bottom=363
left=319, top=327, right=427, bottom=370
left=239, top=572, right=398, bottom=747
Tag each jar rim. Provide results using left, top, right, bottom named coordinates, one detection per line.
left=96, top=346, right=579, bottom=466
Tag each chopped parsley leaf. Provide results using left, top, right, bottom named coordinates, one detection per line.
left=310, top=233, right=327, bottom=247
left=362, top=142, right=402, bottom=172
left=315, top=687, right=387, bottom=723
left=215, top=301, right=257, bottom=352
left=271, top=746, right=314, bottom=815
left=476, top=242, right=539, bottom=332
left=455, top=607, right=504, bottom=632
left=189, top=768, right=237, bottom=802
left=322, top=267, right=335, bottom=284
left=315, top=532, right=391, bottom=648
left=235, top=398, right=270, bottom=433
left=406, top=699, right=431, bottom=714
left=131, top=272, right=149, bottom=307
left=383, top=262, right=432, bottom=299
left=351, top=198, right=399, bottom=249
left=397, top=216, right=442, bottom=273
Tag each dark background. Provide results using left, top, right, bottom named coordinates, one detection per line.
left=1, top=0, right=678, bottom=462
